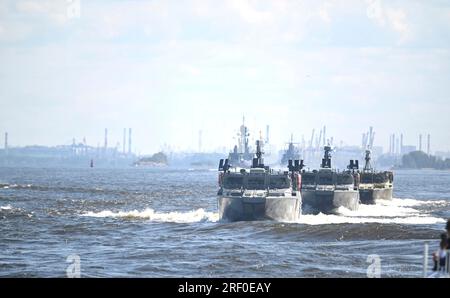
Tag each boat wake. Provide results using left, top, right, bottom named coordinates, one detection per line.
left=81, top=198, right=447, bottom=225
left=296, top=198, right=447, bottom=225
left=297, top=213, right=444, bottom=225
left=381, top=198, right=448, bottom=207
left=82, top=208, right=219, bottom=223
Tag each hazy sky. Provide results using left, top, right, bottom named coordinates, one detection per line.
left=1, top=0, right=450, bottom=154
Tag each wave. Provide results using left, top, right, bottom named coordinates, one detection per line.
left=1, top=205, right=12, bottom=210
left=296, top=213, right=445, bottom=225
left=81, top=198, right=447, bottom=225
left=382, top=198, right=448, bottom=207
left=334, top=198, right=448, bottom=218
left=297, top=197, right=446, bottom=225
left=0, top=183, right=133, bottom=196
left=0, top=204, right=33, bottom=218
left=1, top=183, right=33, bottom=190
left=82, top=208, right=219, bottom=223
left=337, top=204, right=417, bottom=218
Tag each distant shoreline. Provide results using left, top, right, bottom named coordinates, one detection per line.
left=393, top=167, right=450, bottom=171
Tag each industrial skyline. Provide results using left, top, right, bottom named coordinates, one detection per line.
left=0, top=126, right=441, bottom=158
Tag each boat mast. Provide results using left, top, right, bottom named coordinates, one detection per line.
left=321, top=146, right=332, bottom=169
left=363, top=149, right=373, bottom=172
left=252, top=140, right=264, bottom=168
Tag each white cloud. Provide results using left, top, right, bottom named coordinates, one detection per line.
left=386, top=8, right=411, bottom=42
left=365, top=0, right=412, bottom=43
left=318, top=1, right=333, bottom=23
left=181, top=64, right=201, bottom=76
left=15, top=0, right=71, bottom=24
left=228, top=0, right=273, bottom=24
left=366, top=0, right=385, bottom=25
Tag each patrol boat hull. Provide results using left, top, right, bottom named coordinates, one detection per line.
left=218, top=196, right=301, bottom=222
left=300, top=189, right=316, bottom=210
left=359, top=188, right=393, bottom=205
left=301, top=189, right=359, bottom=214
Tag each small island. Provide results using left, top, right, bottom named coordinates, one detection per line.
left=134, top=152, right=168, bottom=167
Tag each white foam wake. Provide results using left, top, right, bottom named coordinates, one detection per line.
left=81, top=198, right=447, bottom=225
left=0, top=205, right=12, bottom=210
left=297, top=197, right=447, bottom=225
left=382, top=198, right=448, bottom=207
left=337, top=204, right=417, bottom=218
left=297, top=213, right=445, bottom=225
left=82, top=208, right=219, bottom=223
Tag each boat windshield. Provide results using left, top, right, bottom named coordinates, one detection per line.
left=373, top=173, right=389, bottom=183
left=360, top=173, right=373, bottom=183
left=317, top=173, right=333, bottom=185
left=302, top=173, right=316, bottom=185
left=223, top=176, right=244, bottom=189
left=269, top=175, right=290, bottom=189
left=247, top=176, right=266, bottom=190
left=336, top=173, right=354, bottom=185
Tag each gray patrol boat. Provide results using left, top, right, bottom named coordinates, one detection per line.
left=301, top=146, right=360, bottom=214
left=359, top=149, right=394, bottom=204
left=217, top=140, right=303, bottom=222
left=280, top=134, right=301, bottom=166
left=227, top=117, right=253, bottom=168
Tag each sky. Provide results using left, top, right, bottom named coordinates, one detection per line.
left=1, top=0, right=450, bottom=154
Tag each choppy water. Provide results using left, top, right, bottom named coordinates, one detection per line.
left=0, top=167, right=449, bottom=277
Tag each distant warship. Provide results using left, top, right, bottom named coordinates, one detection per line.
left=359, top=150, right=394, bottom=204
left=301, top=146, right=360, bottom=213
left=227, top=117, right=254, bottom=168
left=217, top=140, right=303, bottom=222
left=280, top=134, right=301, bottom=166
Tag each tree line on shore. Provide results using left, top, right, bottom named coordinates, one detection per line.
left=401, top=151, right=450, bottom=169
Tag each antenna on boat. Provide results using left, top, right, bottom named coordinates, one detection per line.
left=363, top=149, right=373, bottom=172
left=219, top=159, right=230, bottom=172
left=321, top=146, right=332, bottom=168
left=252, top=140, right=264, bottom=168
left=288, top=159, right=304, bottom=172
left=347, top=160, right=359, bottom=172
